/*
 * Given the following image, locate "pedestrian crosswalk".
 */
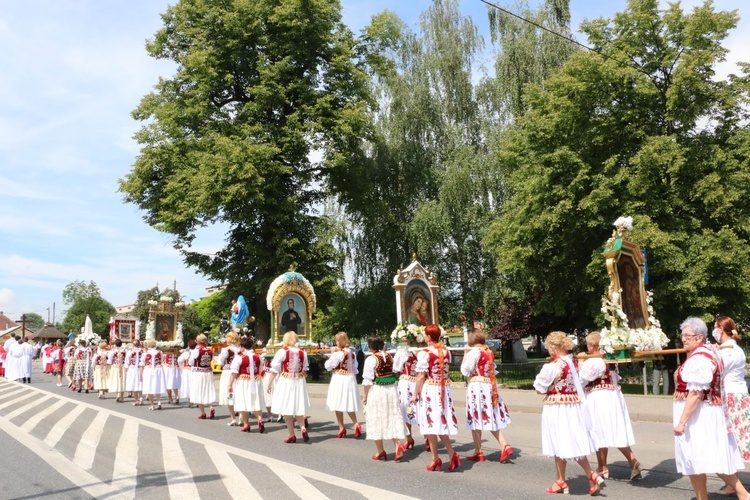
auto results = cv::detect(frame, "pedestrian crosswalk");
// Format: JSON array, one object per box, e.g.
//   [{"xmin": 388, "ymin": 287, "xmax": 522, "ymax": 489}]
[{"xmin": 0, "ymin": 379, "xmax": 415, "ymax": 499}]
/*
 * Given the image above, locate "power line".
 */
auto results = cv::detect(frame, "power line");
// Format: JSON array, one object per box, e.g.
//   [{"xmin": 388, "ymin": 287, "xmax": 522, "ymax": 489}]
[{"xmin": 478, "ymin": 0, "xmax": 650, "ymax": 78}]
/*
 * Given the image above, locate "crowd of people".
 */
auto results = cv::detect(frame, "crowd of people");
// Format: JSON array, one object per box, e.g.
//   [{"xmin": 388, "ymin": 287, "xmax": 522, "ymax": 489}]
[{"xmin": 2, "ymin": 316, "xmax": 750, "ymax": 498}]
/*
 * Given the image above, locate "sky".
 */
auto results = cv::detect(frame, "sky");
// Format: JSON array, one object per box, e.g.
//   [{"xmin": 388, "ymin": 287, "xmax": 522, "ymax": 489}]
[{"xmin": 0, "ymin": 0, "xmax": 747, "ymax": 324}]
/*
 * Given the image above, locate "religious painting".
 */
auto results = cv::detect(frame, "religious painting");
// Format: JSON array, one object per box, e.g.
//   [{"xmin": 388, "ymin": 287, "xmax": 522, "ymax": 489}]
[
  {"xmin": 404, "ymin": 279, "xmax": 432, "ymax": 327},
  {"xmin": 118, "ymin": 322, "xmax": 135, "ymax": 342},
  {"xmin": 617, "ymin": 255, "xmax": 647, "ymax": 329},
  {"xmin": 155, "ymin": 314, "xmax": 176, "ymax": 342},
  {"xmin": 278, "ymin": 294, "xmax": 305, "ymax": 335}
]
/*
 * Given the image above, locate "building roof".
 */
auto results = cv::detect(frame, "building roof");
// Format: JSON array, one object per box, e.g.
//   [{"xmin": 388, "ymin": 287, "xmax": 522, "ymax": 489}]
[
  {"xmin": 0, "ymin": 312, "xmax": 19, "ymax": 331},
  {"xmin": 27, "ymin": 323, "xmax": 67, "ymax": 340}
]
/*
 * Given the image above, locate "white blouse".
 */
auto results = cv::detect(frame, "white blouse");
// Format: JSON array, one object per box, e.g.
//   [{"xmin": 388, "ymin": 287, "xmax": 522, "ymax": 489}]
[
  {"xmin": 392, "ymin": 346, "xmax": 414, "ymax": 372},
  {"xmin": 719, "ymin": 340, "xmax": 748, "ymax": 394},
  {"xmin": 533, "ymin": 361, "xmax": 562, "ymax": 394},
  {"xmin": 460, "ymin": 347, "xmax": 492, "ymax": 378},
  {"xmin": 269, "ymin": 347, "xmax": 309, "ymax": 374},
  {"xmin": 681, "ymin": 347, "xmax": 716, "ymax": 392},
  {"xmin": 415, "ymin": 346, "xmax": 451, "ymax": 373},
  {"xmin": 324, "ymin": 347, "xmax": 358, "ymax": 374},
  {"xmin": 361, "ymin": 354, "xmax": 379, "ymax": 387}
]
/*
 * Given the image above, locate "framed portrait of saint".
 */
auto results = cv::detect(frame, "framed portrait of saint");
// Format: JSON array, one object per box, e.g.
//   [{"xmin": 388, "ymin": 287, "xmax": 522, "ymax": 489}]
[
  {"xmin": 404, "ymin": 280, "xmax": 432, "ymax": 327},
  {"xmin": 616, "ymin": 255, "xmax": 647, "ymax": 329},
  {"xmin": 118, "ymin": 322, "xmax": 134, "ymax": 342},
  {"xmin": 278, "ymin": 294, "xmax": 305, "ymax": 335},
  {"xmin": 155, "ymin": 314, "xmax": 176, "ymax": 342}
]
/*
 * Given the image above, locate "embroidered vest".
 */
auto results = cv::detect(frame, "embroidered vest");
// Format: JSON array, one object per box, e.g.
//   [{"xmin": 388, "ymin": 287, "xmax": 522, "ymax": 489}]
[
  {"xmin": 584, "ymin": 362, "xmax": 615, "ymax": 392},
  {"xmin": 674, "ymin": 347, "xmax": 722, "ymax": 405},
  {"xmin": 282, "ymin": 347, "xmax": 304, "ymax": 375},
  {"xmin": 222, "ymin": 347, "xmax": 236, "ymax": 370},
  {"xmin": 543, "ymin": 357, "xmax": 580, "ymax": 405},
  {"xmin": 197, "ymin": 347, "xmax": 212, "ymax": 369}
]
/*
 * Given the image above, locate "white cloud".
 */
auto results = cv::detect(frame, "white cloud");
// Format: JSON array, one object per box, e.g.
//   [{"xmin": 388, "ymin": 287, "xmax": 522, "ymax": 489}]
[{"xmin": 0, "ymin": 288, "xmax": 15, "ymax": 306}]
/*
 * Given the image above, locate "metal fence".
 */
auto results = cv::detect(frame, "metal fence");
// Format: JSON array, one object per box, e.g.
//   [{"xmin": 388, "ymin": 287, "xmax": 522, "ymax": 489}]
[{"xmin": 449, "ymin": 361, "xmax": 546, "ymax": 387}]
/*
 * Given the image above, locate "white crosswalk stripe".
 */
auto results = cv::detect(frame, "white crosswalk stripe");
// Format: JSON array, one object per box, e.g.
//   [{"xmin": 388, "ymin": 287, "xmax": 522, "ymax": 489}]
[{"xmin": 0, "ymin": 378, "xmax": 417, "ymax": 499}]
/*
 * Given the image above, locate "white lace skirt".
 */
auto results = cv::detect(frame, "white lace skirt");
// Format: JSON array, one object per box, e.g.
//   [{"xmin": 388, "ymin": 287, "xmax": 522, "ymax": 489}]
[
  {"xmin": 365, "ymin": 384, "xmax": 406, "ymax": 440},
  {"xmin": 585, "ymin": 389, "xmax": 635, "ymax": 448},
  {"xmin": 540, "ymin": 402, "xmax": 596, "ymax": 460},
  {"xmin": 218, "ymin": 370, "xmax": 234, "ymax": 405},
  {"xmin": 465, "ymin": 381, "xmax": 511, "ymax": 431},
  {"xmin": 93, "ymin": 365, "xmax": 109, "ymax": 390},
  {"xmin": 234, "ymin": 378, "xmax": 265, "ymax": 412},
  {"xmin": 397, "ymin": 378, "xmax": 418, "ymax": 426},
  {"xmin": 673, "ymin": 400, "xmax": 744, "ymax": 475},
  {"xmin": 142, "ymin": 366, "xmax": 166, "ymax": 396},
  {"xmin": 417, "ymin": 383, "xmax": 458, "ymax": 436},
  {"xmin": 190, "ymin": 371, "xmax": 216, "ymax": 405},
  {"xmin": 107, "ymin": 365, "xmax": 126, "ymax": 393},
  {"xmin": 180, "ymin": 367, "xmax": 191, "ymax": 399},
  {"xmin": 164, "ymin": 366, "xmax": 181, "ymax": 391},
  {"xmin": 125, "ymin": 365, "xmax": 142, "ymax": 392},
  {"xmin": 326, "ymin": 373, "xmax": 362, "ymax": 413},
  {"xmin": 271, "ymin": 376, "xmax": 310, "ymax": 416}
]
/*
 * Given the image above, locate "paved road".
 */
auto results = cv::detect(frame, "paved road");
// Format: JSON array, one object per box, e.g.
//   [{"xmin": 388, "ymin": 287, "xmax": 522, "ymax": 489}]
[{"xmin": 0, "ymin": 369, "xmax": 745, "ymax": 499}]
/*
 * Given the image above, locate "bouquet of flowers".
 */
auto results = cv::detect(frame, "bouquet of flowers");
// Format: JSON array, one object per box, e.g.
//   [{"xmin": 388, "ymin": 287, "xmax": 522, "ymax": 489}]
[
  {"xmin": 390, "ymin": 323, "xmax": 426, "ymax": 345},
  {"xmin": 599, "ymin": 289, "xmax": 668, "ymax": 353}
]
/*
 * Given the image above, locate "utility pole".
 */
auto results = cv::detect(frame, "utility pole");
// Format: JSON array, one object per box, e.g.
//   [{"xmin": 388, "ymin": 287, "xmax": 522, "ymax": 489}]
[
  {"xmin": 21, "ymin": 314, "xmax": 26, "ymax": 340},
  {"xmin": 47, "ymin": 307, "xmax": 50, "ymax": 324}
]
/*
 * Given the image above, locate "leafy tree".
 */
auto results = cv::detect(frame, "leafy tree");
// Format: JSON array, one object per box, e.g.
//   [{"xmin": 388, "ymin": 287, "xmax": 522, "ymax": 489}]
[
  {"xmin": 61, "ymin": 280, "xmax": 116, "ymax": 337},
  {"xmin": 21, "ymin": 312, "xmax": 45, "ymax": 329},
  {"xmin": 484, "ymin": 0, "xmax": 750, "ymax": 335},
  {"xmin": 188, "ymin": 290, "xmax": 229, "ymax": 335},
  {"xmin": 119, "ymin": 0, "xmax": 371, "ymax": 321}
]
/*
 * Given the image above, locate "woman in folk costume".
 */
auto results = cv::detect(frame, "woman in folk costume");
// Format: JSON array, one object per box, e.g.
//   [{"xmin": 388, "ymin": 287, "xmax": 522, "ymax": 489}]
[
  {"xmin": 266, "ymin": 331, "xmax": 311, "ymax": 443},
  {"xmin": 163, "ymin": 346, "xmax": 182, "ymax": 405},
  {"xmin": 126, "ymin": 339, "xmax": 144, "ymax": 405},
  {"xmin": 218, "ymin": 332, "xmax": 242, "ymax": 426},
  {"xmin": 228, "ymin": 337, "xmax": 266, "ymax": 433},
  {"xmin": 673, "ymin": 318, "xmax": 748, "ymax": 500},
  {"xmin": 261, "ymin": 347, "xmax": 277, "ymax": 422},
  {"xmin": 362, "ymin": 335, "xmax": 406, "ymax": 461},
  {"xmin": 324, "ymin": 331, "xmax": 363, "ymax": 438},
  {"xmin": 92, "ymin": 341, "xmax": 110, "ymax": 399},
  {"xmin": 393, "ymin": 339, "xmax": 420, "ymax": 451},
  {"xmin": 140, "ymin": 338, "xmax": 166, "ymax": 410},
  {"xmin": 64, "ymin": 341, "xmax": 77, "ymax": 389},
  {"xmin": 714, "ymin": 316, "xmax": 750, "ymax": 496},
  {"xmin": 52, "ymin": 340, "xmax": 65, "ymax": 387},
  {"xmin": 73, "ymin": 339, "xmax": 93, "ymax": 394},
  {"xmin": 579, "ymin": 331, "xmax": 641, "ymax": 481},
  {"xmin": 410, "ymin": 324, "xmax": 460, "ymax": 472},
  {"xmin": 460, "ymin": 330, "xmax": 513, "ymax": 463},
  {"xmin": 107, "ymin": 339, "xmax": 127, "ymax": 403},
  {"xmin": 189, "ymin": 334, "xmax": 216, "ymax": 419},
  {"xmin": 43, "ymin": 341, "xmax": 54, "ymax": 374},
  {"xmin": 178, "ymin": 340, "xmax": 196, "ymax": 408},
  {"xmin": 533, "ymin": 331, "xmax": 602, "ymax": 496}
]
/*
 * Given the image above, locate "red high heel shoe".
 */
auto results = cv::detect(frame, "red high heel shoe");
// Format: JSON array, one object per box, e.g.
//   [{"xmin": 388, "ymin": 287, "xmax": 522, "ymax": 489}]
[
  {"xmin": 588, "ymin": 471, "xmax": 602, "ymax": 496},
  {"xmin": 284, "ymin": 435, "xmax": 297, "ymax": 443},
  {"xmin": 301, "ymin": 428, "xmax": 309, "ymax": 442},
  {"xmin": 354, "ymin": 423, "xmax": 362, "ymax": 438},
  {"xmin": 426, "ymin": 458, "xmax": 442, "ymax": 471},
  {"xmin": 546, "ymin": 480, "xmax": 568, "ymax": 494},
  {"xmin": 337, "ymin": 428, "xmax": 347, "ymax": 438},
  {"xmin": 500, "ymin": 444, "xmax": 513, "ymax": 463},
  {"xmin": 240, "ymin": 424, "xmax": 250, "ymax": 432},
  {"xmin": 198, "ymin": 414, "xmax": 207, "ymax": 420},
  {"xmin": 405, "ymin": 436, "xmax": 415, "ymax": 449},
  {"xmin": 395, "ymin": 443, "xmax": 406, "ymax": 462},
  {"xmin": 372, "ymin": 451, "xmax": 387, "ymax": 461},
  {"xmin": 209, "ymin": 407, "xmax": 215, "ymax": 419},
  {"xmin": 466, "ymin": 451, "xmax": 486, "ymax": 462},
  {"xmin": 448, "ymin": 452, "xmax": 461, "ymax": 471},
  {"xmin": 258, "ymin": 421, "xmax": 265, "ymax": 434}
]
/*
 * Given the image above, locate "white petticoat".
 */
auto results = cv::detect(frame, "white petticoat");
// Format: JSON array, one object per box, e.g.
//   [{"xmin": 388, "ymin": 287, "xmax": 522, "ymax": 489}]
[
  {"xmin": 673, "ymin": 400, "xmax": 744, "ymax": 475},
  {"xmin": 365, "ymin": 383, "xmax": 406, "ymax": 440},
  {"xmin": 164, "ymin": 366, "xmax": 181, "ymax": 391},
  {"xmin": 585, "ymin": 389, "xmax": 635, "ymax": 448},
  {"xmin": 218, "ymin": 370, "xmax": 234, "ymax": 405},
  {"xmin": 125, "ymin": 365, "xmax": 142, "ymax": 392},
  {"xmin": 326, "ymin": 373, "xmax": 363, "ymax": 413},
  {"xmin": 397, "ymin": 378, "xmax": 419, "ymax": 426},
  {"xmin": 180, "ymin": 367, "xmax": 191, "ymax": 399},
  {"xmin": 142, "ymin": 366, "xmax": 166, "ymax": 396},
  {"xmin": 93, "ymin": 365, "xmax": 109, "ymax": 391},
  {"xmin": 190, "ymin": 371, "xmax": 216, "ymax": 405},
  {"xmin": 271, "ymin": 377, "xmax": 310, "ymax": 416},
  {"xmin": 233, "ymin": 378, "xmax": 266, "ymax": 412},
  {"xmin": 540, "ymin": 402, "xmax": 596, "ymax": 460},
  {"xmin": 417, "ymin": 383, "xmax": 458, "ymax": 436},
  {"xmin": 107, "ymin": 365, "xmax": 126, "ymax": 393},
  {"xmin": 465, "ymin": 381, "xmax": 511, "ymax": 431}
]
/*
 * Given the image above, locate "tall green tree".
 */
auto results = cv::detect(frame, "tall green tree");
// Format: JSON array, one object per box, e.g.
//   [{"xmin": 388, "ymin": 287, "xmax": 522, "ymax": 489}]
[
  {"xmin": 119, "ymin": 0, "xmax": 371, "ymax": 320},
  {"xmin": 485, "ymin": 0, "xmax": 750, "ymax": 335},
  {"xmin": 61, "ymin": 280, "xmax": 116, "ymax": 336},
  {"xmin": 21, "ymin": 312, "xmax": 45, "ymax": 329}
]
